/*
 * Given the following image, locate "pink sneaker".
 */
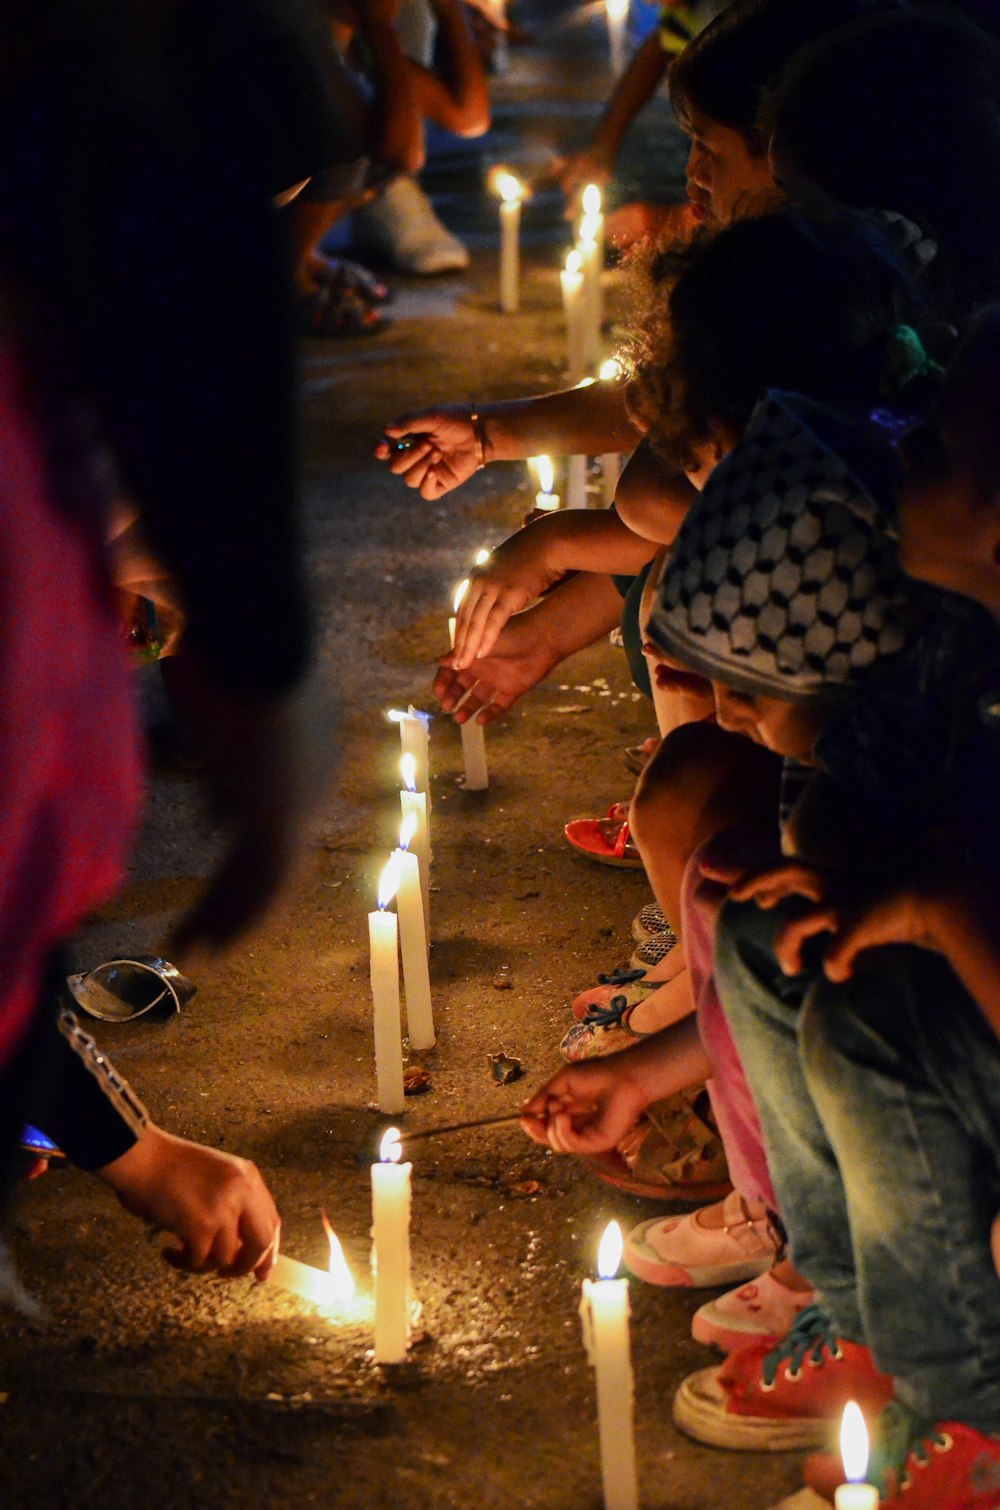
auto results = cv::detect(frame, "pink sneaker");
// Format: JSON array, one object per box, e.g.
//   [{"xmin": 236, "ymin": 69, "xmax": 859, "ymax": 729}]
[
  {"xmin": 623, "ymin": 1190, "xmax": 780, "ymax": 1287},
  {"xmin": 692, "ymin": 1268, "xmax": 817, "ymax": 1352}
]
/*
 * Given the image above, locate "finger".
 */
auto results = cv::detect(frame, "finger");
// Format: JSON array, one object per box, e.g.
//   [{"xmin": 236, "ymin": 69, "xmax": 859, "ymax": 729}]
[
  {"xmin": 474, "ymin": 594, "xmax": 524, "ymax": 663},
  {"xmin": 208, "ymin": 1222, "xmax": 242, "ymax": 1276},
  {"xmin": 732, "ymin": 866, "xmax": 825, "ymax": 906},
  {"xmin": 519, "ymin": 1112, "xmax": 552, "ymax": 1147},
  {"xmin": 455, "ymin": 585, "xmax": 501, "ymax": 667},
  {"xmin": 824, "ymin": 918, "xmax": 886, "ymax": 983},
  {"xmin": 453, "ymin": 580, "xmax": 492, "ymax": 665},
  {"xmin": 774, "ymin": 907, "xmax": 839, "ymax": 977},
  {"xmin": 382, "ymin": 414, "xmax": 428, "ymax": 440}
]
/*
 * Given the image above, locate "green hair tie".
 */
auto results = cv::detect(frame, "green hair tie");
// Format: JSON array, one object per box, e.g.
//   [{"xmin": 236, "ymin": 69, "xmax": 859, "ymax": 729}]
[{"xmin": 882, "ymin": 324, "xmax": 945, "ymax": 393}]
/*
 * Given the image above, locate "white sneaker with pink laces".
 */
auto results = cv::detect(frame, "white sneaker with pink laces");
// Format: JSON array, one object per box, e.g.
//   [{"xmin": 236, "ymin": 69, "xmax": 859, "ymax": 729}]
[
  {"xmin": 623, "ymin": 1190, "xmax": 780, "ymax": 1287},
  {"xmin": 691, "ymin": 1268, "xmax": 817, "ymax": 1353}
]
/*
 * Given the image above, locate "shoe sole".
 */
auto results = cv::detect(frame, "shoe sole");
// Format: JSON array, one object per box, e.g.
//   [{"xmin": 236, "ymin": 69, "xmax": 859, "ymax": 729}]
[
  {"xmin": 672, "ymin": 1367, "xmax": 832, "ymax": 1452},
  {"xmin": 624, "ymin": 1247, "xmax": 771, "ymax": 1289}
]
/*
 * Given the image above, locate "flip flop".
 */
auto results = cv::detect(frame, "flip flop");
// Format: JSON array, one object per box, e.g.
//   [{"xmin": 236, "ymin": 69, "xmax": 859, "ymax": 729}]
[{"xmin": 564, "ymin": 803, "xmax": 643, "ymax": 869}]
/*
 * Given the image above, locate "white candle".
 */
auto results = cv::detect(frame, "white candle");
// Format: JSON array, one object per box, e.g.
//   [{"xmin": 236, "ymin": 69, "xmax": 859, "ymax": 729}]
[
  {"xmin": 450, "ymin": 581, "xmax": 490, "ymax": 790},
  {"xmin": 496, "ymin": 172, "xmax": 524, "ymax": 314},
  {"xmin": 579, "ymin": 1222, "xmax": 639, "ymax": 1510},
  {"xmin": 371, "ymin": 1127, "xmax": 412, "ymax": 1363},
  {"xmin": 269, "ymin": 1222, "xmax": 356, "ymax": 1313},
  {"xmin": 400, "ymin": 756, "xmax": 430, "ymax": 927},
  {"xmin": 394, "ymin": 819, "xmax": 434, "ymax": 1050},
  {"xmin": 529, "ymin": 456, "xmax": 560, "ymax": 511},
  {"xmin": 535, "ymin": 489, "xmax": 561, "ymax": 512},
  {"xmin": 370, "ymin": 857, "xmax": 405, "ymax": 1114},
  {"xmin": 491, "ymin": 0, "xmax": 509, "ymax": 73},
  {"xmin": 835, "ymin": 1403, "xmax": 879, "ymax": 1509},
  {"xmin": 567, "ymin": 453, "xmax": 588, "ymax": 510},
  {"xmin": 579, "ymin": 216, "xmax": 604, "ymax": 369},
  {"xmin": 607, "ymin": 0, "xmax": 628, "ymax": 75},
  {"xmin": 561, "ymin": 249, "xmax": 587, "ymax": 384},
  {"xmin": 389, "ymin": 707, "xmax": 431, "ymax": 813},
  {"xmin": 581, "ymin": 185, "xmax": 606, "ymax": 271}
]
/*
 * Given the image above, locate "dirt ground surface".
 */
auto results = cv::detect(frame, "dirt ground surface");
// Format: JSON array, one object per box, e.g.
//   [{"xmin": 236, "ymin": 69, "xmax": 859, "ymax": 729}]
[{"xmin": 1, "ymin": 7, "xmax": 813, "ymax": 1507}]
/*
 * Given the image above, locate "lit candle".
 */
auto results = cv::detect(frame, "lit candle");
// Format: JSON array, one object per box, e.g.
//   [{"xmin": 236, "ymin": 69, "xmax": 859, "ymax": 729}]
[
  {"xmin": 269, "ymin": 1216, "xmax": 356, "ymax": 1313},
  {"xmin": 388, "ymin": 707, "xmax": 431, "ymax": 812},
  {"xmin": 579, "ymin": 214, "xmax": 604, "ymax": 368},
  {"xmin": 530, "ymin": 454, "xmax": 560, "ymax": 512},
  {"xmin": 561, "ymin": 249, "xmax": 587, "ymax": 384},
  {"xmin": 371, "ymin": 1127, "xmax": 412, "ymax": 1363},
  {"xmin": 495, "ymin": 171, "xmax": 524, "ymax": 314},
  {"xmin": 581, "ymin": 185, "xmax": 606, "ymax": 270},
  {"xmin": 394, "ymin": 813, "xmax": 435, "ymax": 1050},
  {"xmin": 400, "ymin": 753, "xmax": 430, "ymax": 926},
  {"xmin": 449, "ymin": 581, "xmax": 489, "ymax": 791},
  {"xmin": 835, "ymin": 1403, "xmax": 879, "ymax": 1509},
  {"xmin": 369, "ymin": 856, "xmax": 405, "ymax": 1114},
  {"xmin": 579, "ymin": 1222, "xmax": 639, "ymax": 1510},
  {"xmin": 607, "ymin": 0, "xmax": 629, "ymax": 76}
]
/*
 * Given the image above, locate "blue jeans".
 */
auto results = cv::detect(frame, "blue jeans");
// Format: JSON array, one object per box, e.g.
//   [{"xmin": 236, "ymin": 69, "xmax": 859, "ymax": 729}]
[{"xmin": 715, "ymin": 897, "xmax": 1000, "ymax": 1431}]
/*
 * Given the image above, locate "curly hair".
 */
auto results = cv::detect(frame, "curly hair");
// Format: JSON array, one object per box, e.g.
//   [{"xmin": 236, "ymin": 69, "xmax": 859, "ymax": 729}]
[{"xmin": 627, "ymin": 208, "xmax": 934, "ymax": 472}]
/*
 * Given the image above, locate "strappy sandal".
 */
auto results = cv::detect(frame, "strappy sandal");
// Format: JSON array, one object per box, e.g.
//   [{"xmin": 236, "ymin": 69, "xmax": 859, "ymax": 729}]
[
  {"xmin": 584, "ymin": 1089, "xmax": 732, "ymax": 1202},
  {"xmin": 570, "ymin": 966, "xmax": 654, "ymax": 1022},
  {"xmin": 297, "ymin": 281, "xmax": 385, "ymax": 337},
  {"xmin": 560, "ymin": 973, "xmax": 660, "ymax": 1062},
  {"xmin": 313, "ymin": 255, "xmax": 392, "ymax": 305},
  {"xmin": 564, "ymin": 802, "xmax": 644, "ymax": 869}
]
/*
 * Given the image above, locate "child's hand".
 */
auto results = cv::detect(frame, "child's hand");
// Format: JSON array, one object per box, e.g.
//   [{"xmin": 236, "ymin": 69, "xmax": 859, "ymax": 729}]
[
  {"xmin": 822, "ymin": 888, "xmax": 943, "ymax": 983},
  {"xmin": 97, "ymin": 1124, "xmax": 280, "ymax": 1280},
  {"xmin": 452, "ymin": 531, "xmax": 563, "ymax": 667},
  {"xmin": 520, "ymin": 1061, "xmax": 649, "ymax": 1155},
  {"xmin": 375, "ymin": 407, "xmax": 481, "ymax": 498},
  {"xmin": 434, "ymin": 614, "xmax": 560, "ymax": 725}
]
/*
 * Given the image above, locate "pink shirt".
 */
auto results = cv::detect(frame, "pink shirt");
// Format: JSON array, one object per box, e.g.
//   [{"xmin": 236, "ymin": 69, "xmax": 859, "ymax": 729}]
[{"xmin": 0, "ymin": 343, "xmax": 141, "ymax": 1069}]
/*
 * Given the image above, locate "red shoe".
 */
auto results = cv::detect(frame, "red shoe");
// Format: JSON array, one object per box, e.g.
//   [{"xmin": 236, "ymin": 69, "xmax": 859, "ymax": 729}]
[
  {"xmin": 672, "ymin": 1305, "xmax": 895, "ymax": 1451},
  {"xmin": 804, "ymin": 1400, "xmax": 1000, "ymax": 1507}
]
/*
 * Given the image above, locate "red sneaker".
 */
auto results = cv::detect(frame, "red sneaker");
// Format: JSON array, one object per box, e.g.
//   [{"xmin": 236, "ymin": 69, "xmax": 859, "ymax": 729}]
[
  {"xmin": 672, "ymin": 1305, "xmax": 895, "ymax": 1451},
  {"xmin": 804, "ymin": 1401, "xmax": 1000, "ymax": 1507}
]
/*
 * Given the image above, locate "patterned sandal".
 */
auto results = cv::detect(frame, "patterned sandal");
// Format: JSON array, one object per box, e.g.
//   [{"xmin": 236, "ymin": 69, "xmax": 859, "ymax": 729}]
[
  {"xmin": 560, "ymin": 974, "xmax": 660, "ymax": 1062},
  {"xmin": 571, "ymin": 966, "xmax": 653, "ymax": 1022},
  {"xmin": 584, "ymin": 1089, "xmax": 732, "ymax": 1202}
]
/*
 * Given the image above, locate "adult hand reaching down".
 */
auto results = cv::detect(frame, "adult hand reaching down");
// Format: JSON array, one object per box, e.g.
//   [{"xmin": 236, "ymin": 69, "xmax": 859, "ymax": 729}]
[
  {"xmin": 98, "ymin": 1124, "xmax": 280, "ymax": 1280},
  {"xmin": 376, "ymin": 406, "xmax": 483, "ymax": 499}
]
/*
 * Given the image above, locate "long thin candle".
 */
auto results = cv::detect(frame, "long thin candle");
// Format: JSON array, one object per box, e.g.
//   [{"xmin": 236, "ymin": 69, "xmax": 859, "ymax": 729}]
[
  {"xmin": 394, "ymin": 832, "xmax": 434, "ymax": 1049},
  {"xmin": 371, "ymin": 1128, "xmax": 412, "ymax": 1363},
  {"xmin": 370, "ymin": 858, "xmax": 405, "ymax": 1114},
  {"xmin": 450, "ymin": 584, "xmax": 489, "ymax": 790},
  {"xmin": 580, "ymin": 1223, "xmax": 639, "ymax": 1510},
  {"xmin": 400, "ymin": 754, "xmax": 430, "ymax": 929}
]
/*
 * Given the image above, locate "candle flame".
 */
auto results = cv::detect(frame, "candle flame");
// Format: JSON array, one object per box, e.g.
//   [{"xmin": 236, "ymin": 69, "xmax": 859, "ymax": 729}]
[
  {"xmin": 597, "ymin": 1220, "xmax": 623, "ymax": 1279},
  {"xmin": 565, "ymin": 248, "xmax": 583, "ymax": 276},
  {"xmin": 380, "ymin": 1127, "xmax": 403, "ymax": 1163},
  {"xmin": 453, "ymin": 578, "xmax": 470, "ymax": 614},
  {"xmin": 531, "ymin": 455, "xmax": 554, "ymax": 495},
  {"xmin": 607, "ymin": 0, "xmax": 628, "ymax": 20},
  {"xmin": 474, "ymin": 548, "xmax": 491, "ymax": 566},
  {"xmin": 840, "ymin": 1401, "xmax": 869, "ymax": 1484},
  {"xmin": 399, "ymin": 811, "xmax": 417, "ymax": 851},
  {"xmin": 599, "ymin": 356, "xmax": 624, "ymax": 382},
  {"xmin": 387, "ymin": 708, "xmax": 407, "ymax": 723},
  {"xmin": 497, "ymin": 172, "xmax": 524, "ymax": 204},
  {"xmin": 322, "ymin": 1211, "xmax": 356, "ymax": 1302},
  {"xmin": 377, "ymin": 853, "xmax": 403, "ymax": 910},
  {"xmin": 582, "ymin": 184, "xmax": 602, "ymax": 217},
  {"xmin": 401, "ymin": 752, "xmax": 417, "ymax": 791}
]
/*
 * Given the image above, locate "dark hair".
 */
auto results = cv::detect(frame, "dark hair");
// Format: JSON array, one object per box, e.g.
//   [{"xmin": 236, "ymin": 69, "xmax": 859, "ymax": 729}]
[
  {"xmin": 766, "ymin": 9, "xmax": 1000, "ymax": 311},
  {"xmin": 668, "ymin": 0, "xmax": 897, "ymax": 148},
  {"xmin": 629, "ymin": 208, "xmax": 931, "ymax": 470}
]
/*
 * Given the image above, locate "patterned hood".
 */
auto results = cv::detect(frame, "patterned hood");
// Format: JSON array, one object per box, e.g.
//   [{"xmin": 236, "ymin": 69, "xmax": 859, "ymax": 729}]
[{"xmin": 648, "ymin": 392, "xmax": 922, "ymax": 704}]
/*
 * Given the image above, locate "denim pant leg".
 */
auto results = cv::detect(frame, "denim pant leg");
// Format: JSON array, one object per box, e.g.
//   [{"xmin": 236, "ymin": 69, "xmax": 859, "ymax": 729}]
[
  {"xmin": 802, "ymin": 947, "xmax": 1000, "ymax": 1431},
  {"xmin": 714, "ymin": 898, "xmax": 861, "ymax": 1337}
]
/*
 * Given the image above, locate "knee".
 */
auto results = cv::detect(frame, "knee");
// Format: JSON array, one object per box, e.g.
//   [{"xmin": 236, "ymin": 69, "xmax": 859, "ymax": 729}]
[{"xmin": 629, "ymin": 722, "xmax": 723, "ymax": 851}]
